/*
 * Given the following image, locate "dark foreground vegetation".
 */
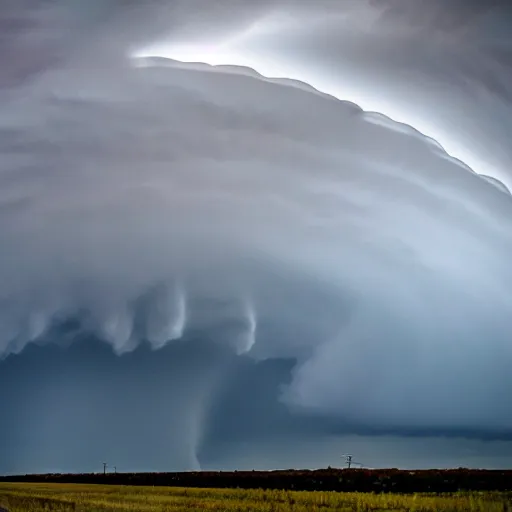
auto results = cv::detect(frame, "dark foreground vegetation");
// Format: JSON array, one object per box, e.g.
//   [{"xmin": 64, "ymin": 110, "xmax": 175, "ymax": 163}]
[{"xmin": 1, "ymin": 468, "xmax": 511, "ymax": 494}]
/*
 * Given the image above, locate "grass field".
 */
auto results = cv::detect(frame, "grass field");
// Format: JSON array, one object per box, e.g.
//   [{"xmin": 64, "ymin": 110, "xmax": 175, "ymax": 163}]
[{"xmin": 0, "ymin": 482, "xmax": 510, "ymax": 512}]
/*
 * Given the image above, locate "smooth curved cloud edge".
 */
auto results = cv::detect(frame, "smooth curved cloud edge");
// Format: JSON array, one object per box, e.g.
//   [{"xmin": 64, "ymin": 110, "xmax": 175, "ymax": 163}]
[{"xmin": 134, "ymin": 55, "xmax": 510, "ymax": 196}]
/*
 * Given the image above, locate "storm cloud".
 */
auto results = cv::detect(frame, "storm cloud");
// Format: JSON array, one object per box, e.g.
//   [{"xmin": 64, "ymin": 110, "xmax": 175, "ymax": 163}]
[{"xmin": 1, "ymin": 0, "xmax": 512, "ymax": 473}]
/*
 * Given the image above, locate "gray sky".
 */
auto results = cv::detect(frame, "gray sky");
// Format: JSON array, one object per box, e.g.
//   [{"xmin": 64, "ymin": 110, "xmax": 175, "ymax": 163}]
[{"xmin": 1, "ymin": 0, "xmax": 512, "ymax": 473}]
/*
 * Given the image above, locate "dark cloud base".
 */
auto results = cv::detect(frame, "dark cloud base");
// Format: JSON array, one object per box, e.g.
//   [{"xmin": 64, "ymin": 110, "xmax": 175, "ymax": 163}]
[{"xmin": 2, "ymin": 336, "xmax": 512, "ymax": 474}]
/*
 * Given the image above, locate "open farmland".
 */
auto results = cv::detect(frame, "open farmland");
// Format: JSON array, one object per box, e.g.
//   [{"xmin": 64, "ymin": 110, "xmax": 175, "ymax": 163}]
[{"xmin": 0, "ymin": 482, "xmax": 511, "ymax": 512}]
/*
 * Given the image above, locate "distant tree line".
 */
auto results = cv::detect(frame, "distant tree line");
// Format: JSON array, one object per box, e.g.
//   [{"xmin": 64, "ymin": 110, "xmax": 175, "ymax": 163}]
[{"xmin": 1, "ymin": 468, "xmax": 511, "ymax": 493}]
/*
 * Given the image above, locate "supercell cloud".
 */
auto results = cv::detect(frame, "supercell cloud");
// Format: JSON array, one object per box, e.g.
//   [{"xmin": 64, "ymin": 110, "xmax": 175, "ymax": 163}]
[{"xmin": 1, "ymin": 0, "xmax": 512, "ymax": 472}]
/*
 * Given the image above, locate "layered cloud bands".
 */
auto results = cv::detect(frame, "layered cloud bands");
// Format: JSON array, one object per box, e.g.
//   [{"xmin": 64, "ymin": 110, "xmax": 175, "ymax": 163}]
[{"xmin": 1, "ymin": 1, "xmax": 512, "ymax": 441}]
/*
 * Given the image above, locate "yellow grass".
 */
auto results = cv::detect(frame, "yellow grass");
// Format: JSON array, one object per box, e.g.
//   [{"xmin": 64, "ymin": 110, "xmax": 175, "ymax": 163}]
[{"xmin": 0, "ymin": 482, "xmax": 510, "ymax": 511}]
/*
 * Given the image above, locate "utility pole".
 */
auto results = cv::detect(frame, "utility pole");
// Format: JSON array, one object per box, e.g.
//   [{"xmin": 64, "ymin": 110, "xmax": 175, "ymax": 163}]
[
  {"xmin": 103, "ymin": 462, "xmax": 107, "ymax": 475},
  {"xmin": 342, "ymin": 454, "xmax": 364, "ymax": 469}
]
